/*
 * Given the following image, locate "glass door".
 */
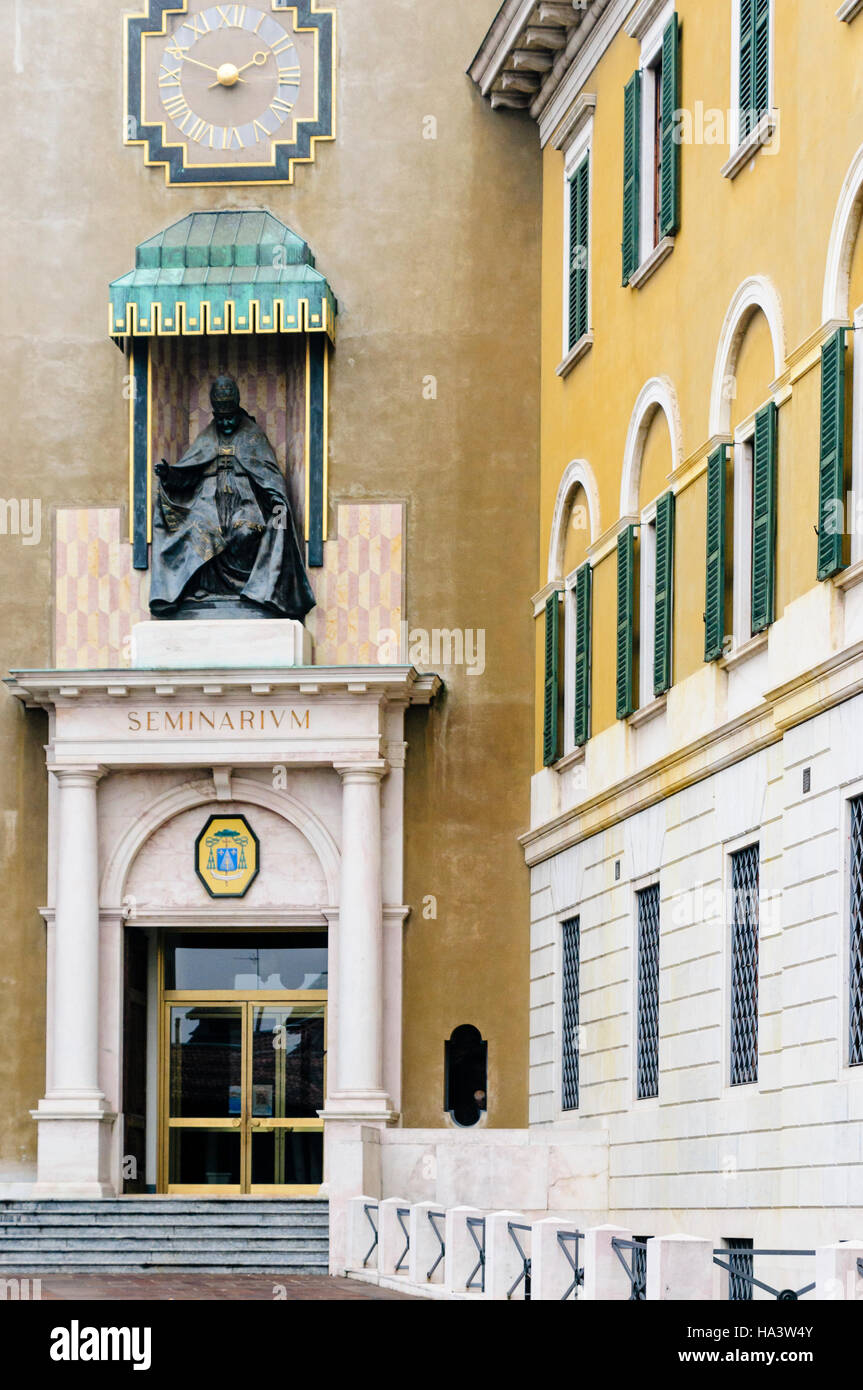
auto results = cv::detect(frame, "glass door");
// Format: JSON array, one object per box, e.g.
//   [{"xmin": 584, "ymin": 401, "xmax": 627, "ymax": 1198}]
[
  {"xmin": 166, "ymin": 1003, "xmax": 245, "ymax": 1193},
  {"xmin": 159, "ymin": 932, "xmax": 327, "ymax": 1194},
  {"xmin": 248, "ymin": 1004, "xmax": 325, "ymax": 1193}
]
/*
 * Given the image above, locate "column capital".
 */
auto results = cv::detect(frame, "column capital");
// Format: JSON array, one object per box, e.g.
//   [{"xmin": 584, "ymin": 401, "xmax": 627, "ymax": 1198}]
[
  {"xmin": 48, "ymin": 764, "xmax": 107, "ymax": 787},
  {"xmin": 334, "ymin": 760, "xmax": 387, "ymax": 784}
]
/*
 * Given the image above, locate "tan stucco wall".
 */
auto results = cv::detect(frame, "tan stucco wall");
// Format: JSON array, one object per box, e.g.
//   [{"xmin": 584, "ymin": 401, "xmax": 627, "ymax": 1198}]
[{"xmin": 0, "ymin": 0, "xmax": 541, "ymax": 1169}]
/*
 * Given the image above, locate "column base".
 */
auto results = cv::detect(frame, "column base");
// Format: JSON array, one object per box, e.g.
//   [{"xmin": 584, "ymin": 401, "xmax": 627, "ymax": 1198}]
[
  {"xmin": 31, "ymin": 1095, "xmax": 117, "ymax": 1196},
  {"xmin": 321, "ymin": 1092, "xmax": 398, "ymax": 1125}
]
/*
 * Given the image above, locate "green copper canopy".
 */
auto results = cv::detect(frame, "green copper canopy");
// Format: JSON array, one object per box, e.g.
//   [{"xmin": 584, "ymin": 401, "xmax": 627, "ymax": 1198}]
[{"xmin": 110, "ymin": 211, "xmax": 337, "ymax": 339}]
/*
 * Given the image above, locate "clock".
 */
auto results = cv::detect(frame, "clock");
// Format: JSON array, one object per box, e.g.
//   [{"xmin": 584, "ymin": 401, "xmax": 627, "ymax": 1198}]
[{"xmin": 125, "ymin": 1, "xmax": 336, "ymax": 185}]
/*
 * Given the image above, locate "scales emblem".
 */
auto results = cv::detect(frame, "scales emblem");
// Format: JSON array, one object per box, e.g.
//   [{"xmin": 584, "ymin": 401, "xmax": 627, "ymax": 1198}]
[{"xmin": 195, "ymin": 814, "xmax": 260, "ymax": 898}]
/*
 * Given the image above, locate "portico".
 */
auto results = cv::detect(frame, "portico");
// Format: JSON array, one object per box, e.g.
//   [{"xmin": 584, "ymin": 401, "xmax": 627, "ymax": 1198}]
[{"xmin": 6, "ymin": 660, "xmax": 438, "ymax": 1197}]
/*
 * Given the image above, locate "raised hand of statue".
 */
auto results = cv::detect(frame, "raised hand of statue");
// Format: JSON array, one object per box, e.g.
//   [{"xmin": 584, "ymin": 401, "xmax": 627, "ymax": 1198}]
[{"xmin": 154, "ymin": 459, "xmax": 170, "ymax": 480}]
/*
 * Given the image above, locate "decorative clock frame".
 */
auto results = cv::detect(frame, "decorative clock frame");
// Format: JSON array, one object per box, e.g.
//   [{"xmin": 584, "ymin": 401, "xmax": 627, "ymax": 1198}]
[{"xmin": 124, "ymin": 0, "xmax": 336, "ymax": 186}]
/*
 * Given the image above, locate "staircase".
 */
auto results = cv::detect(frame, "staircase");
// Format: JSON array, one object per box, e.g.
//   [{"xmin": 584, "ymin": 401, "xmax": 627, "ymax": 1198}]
[{"xmin": 0, "ymin": 1199, "xmax": 329, "ymax": 1275}]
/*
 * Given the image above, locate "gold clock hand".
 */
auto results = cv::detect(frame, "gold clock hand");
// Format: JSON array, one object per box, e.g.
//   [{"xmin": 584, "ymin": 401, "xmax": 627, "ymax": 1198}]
[
  {"xmin": 178, "ymin": 53, "xmax": 221, "ymax": 74},
  {"xmin": 235, "ymin": 50, "xmax": 270, "ymax": 74}
]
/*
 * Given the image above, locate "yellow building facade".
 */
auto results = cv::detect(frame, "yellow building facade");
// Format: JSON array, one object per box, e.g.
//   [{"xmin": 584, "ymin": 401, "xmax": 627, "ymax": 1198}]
[{"xmin": 472, "ymin": 0, "xmax": 863, "ymax": 1256}]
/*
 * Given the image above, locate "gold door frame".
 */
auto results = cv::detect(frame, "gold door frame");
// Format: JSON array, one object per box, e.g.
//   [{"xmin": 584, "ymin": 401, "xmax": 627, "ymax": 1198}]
[{"xmin": 157, "ymin": 934, "xmax": 326, "ymax": 1195}]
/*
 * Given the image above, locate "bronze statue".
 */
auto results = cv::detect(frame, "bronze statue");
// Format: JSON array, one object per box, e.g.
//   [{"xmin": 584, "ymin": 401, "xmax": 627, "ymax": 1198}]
[{"xmin": 149, "ymin": 375, "xmax": 315, "ymax": 621}]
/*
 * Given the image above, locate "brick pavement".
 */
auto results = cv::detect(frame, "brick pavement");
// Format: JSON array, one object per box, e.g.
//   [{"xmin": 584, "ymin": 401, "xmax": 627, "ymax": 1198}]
[{"xmin": 27, "ymin": 1274, "xmax": 422, "ymax": 1301}]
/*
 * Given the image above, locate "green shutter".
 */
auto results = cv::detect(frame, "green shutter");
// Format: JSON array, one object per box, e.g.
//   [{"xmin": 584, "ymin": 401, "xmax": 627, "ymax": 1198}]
[
  {"xmin": 574, "ymin": 562, "xmax": 592, "ymax": 746},
  {"xmin": 543, "ymin": 592, "xmax": 560, "ymax": 766},
  {"xmin": 739, "ymin": 0, "xmax": 754, "ymax": 137},
  {"xmin": 568, "ymin": 156, "xmax": 590, "ymax": 349},
  {"xmin": 817, "ymin": 329, "xmax": 847, "ymax": 581},
  {"xmin": 753, "ymin": 0, "xmax": 770, "ymax": 122},
  {"xmin": 654, "ymin": 491, "xmax": 675, "ymax": 697},
  {"xmin": 704, "ymin": 444, "xmax": 728, "ymax": 662},
  {"xmin": 622, "ymin": 70, "xmax": 641, "ymax": 285},
  {"xmin": 751, "ymin": 400, "xmax": 778, "ymax": 634},
  {"xmin": 740, "ymin": 0, "xmax": 769, "ymax": 140},
  {"xmin": 616, "ymin": 526, "xmax": 636, "ymax": 719},
  {"xmin": 659, "ymin": 13, "xmax": 681, "ymax": 239}
]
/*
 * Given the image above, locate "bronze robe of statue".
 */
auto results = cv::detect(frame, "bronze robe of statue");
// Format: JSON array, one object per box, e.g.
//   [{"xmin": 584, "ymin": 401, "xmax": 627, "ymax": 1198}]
[{"xmin": 148, "ymin": 409, "xmax": 315, "ymax": 620}]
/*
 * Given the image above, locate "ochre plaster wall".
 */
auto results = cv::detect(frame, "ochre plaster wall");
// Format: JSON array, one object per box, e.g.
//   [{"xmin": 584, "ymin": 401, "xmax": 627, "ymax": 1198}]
[{"xmin": 0, "ymin": 0, "xmax": 541, "ymax": 1167}]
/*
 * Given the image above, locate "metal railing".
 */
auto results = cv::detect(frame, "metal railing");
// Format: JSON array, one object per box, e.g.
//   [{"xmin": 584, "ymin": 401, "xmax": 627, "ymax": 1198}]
[
  {"xmin": 427, "ymin": 1209, "xmax": 446, "ymax": 1280},
  {"xmin": 466, "ymin": 1216, "xmax": 486, "ymax": 1293},
  {"xmin": 612, "ymin": 1237, "xmax": 648, "ymax": 1300},
  {"xmin": 395, "ymin": 1207, "xmax": 410, "ymax": 1273},
  {"xmin": 507, "ymin": 1221, "xmax": 532, "ymax": 1300},
  {"xmin": 713, "ymin": 1249, "xmax": 816, "ymax": 1300},
  {"xmin": 557, "ymin": 1229, "xmax": 585, "ymax": 1301},
  {"xmin": 362, "ymin": 1202, "xmax": 379, "ymax": 1268}
]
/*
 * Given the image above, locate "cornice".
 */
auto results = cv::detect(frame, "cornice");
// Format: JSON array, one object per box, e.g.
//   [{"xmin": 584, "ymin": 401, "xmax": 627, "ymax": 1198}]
[
  {"xmin": 469, "ymin": 0, "xmax": 625, "ymax": 148},
  {"xmin": 5, "ymin": 666, "xmax": 441, "ymax": 709}
]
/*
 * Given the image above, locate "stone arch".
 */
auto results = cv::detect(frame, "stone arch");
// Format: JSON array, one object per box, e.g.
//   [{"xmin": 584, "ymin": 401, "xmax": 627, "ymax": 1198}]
[
  {"xmin": 547, "ymin": 459, "xmax": 601, "ymax": 583},
  {"xmin": 709, "ymin": 276, "xmax": 785, "ymax": 437},
  {"xmin": 619, "ymin": 377, "xmax": 683, "ymax": 519},
  {"xmin": 100, "ymin": 775, "xmax": 341, "ymax": 908},
  {"xmin": 823, "ymin": 140, "xmax": 863, "ymax": 323}
]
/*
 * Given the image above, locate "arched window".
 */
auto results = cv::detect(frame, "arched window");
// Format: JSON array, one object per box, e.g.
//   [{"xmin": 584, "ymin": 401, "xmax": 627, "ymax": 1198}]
[{"xmin": 444, "ymin": 1025, "xmax": 487, "ymax": 1127}]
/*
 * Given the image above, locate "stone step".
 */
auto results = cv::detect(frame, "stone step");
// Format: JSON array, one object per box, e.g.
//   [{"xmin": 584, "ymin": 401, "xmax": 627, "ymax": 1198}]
[
  {"xmin": 0, "ymin": 1264, "xmax": 327, "ymax": 1276},
  {"xmin": 0, "ymin": 1249, "xmax": 329, "ymax": 1269},
  {"xmin": 0, "ymin": 1215, "xmax": 328, "ymax": 1231},
  {"xmin": 0, "ymin": 1237, "xmax": 327, "ymax": 1254},
  {"xmin": 0, "ymin": 1201, "xmax": 327, "ymax": 1215}
]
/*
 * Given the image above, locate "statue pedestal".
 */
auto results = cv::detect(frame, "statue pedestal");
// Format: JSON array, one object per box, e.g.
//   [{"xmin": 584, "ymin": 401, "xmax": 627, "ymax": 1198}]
[{"xmin": 131, "ymin": 618, "xmax": 313, "ymax": 670}]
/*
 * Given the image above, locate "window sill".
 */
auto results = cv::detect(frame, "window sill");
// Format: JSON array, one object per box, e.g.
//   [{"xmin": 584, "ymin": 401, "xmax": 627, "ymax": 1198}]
[
  {"xmin": 719, "ymin": 630, "xmax": 768, "ymax": 671},
  {"xmin": 553, "ymin": 746, "xmax": 587, "ymax": 773},
  {"xmin": 628, "ymin": 236, "xmax": 675, "ymax": 290},
  {"xmin": 834, "ymin": 557, "xmax": 863, "ymax": 592},
  {"xmin": 628, "ymin": 693, "xmax": 667, "ymax": 728},
  {"xmin": 556, "ymin": 331, "xmax": 594, "ymax": 379},
  {"xmin": 721, "ymin": 111, "xmax": 779, "ymax": 180}
]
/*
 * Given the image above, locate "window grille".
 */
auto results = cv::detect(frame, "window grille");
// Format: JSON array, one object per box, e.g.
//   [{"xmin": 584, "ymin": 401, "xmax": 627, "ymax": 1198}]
[
  {"xmin": 730, "ymin": 844, "xmax": 759, "ymax": 1086},
  {"xmin": 850, "ymin": 797, "xmax": 863, "ymax": 1066},
  {"xmin": 561, "ymin": 916, "xmax": 580, "ymax": 1111},
  {"xmin": 636, "ymin": 885, "xmax": 660, "ymax": 1100},
  {"xmin": 726, "ymin": 1238, "xmax": 754, "ymax": 1301}
]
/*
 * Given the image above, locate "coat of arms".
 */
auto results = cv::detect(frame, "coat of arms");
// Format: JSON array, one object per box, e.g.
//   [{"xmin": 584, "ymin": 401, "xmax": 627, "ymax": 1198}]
[{"xmin": 195, "ymin": 814, "xmax": 260, "ymax": 897}]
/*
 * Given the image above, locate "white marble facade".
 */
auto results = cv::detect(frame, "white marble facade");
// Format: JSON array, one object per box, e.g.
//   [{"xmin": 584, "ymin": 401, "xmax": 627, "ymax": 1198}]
[
  {"xmin": 8, "ymin": 662, "xmax": 437, "ymax": 1196},
  {"xmin": 528, "ymin": 691, "xmax": 863, "ymax": 1251}
]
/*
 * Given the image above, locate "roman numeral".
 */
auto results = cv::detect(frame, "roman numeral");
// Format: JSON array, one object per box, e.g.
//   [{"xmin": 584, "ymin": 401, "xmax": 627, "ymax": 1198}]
[
  {"xmin": 271, "ymin": 36, "xmax": 295, "ymax": 56},
  {"xmin": 188, "ymin": 117, "xmax": 216, "ymax": 146},
  {"xmin": 278, "ymin": 65, "xmax": 301, "ymax": 83},
  {"xmin": 163, "ymin": 94, "xmax": 194, "ymax": 131},
  {"xmin": 269, "ymin": 96, "xmax": 294, "ymax": 118},
  {"xmin": 222, "ymin": 126, "xmax": 244, "ymax": 149},
  {"xmin": 252, "ymin": 119, "xmax": 271, "ymax": 142},
  {"xmin": 216, "ymin": 4, "xmax": 246, "ymax": 27},
  {"xmin": 181, "ymin": 13, "xmax": 211, "ymax": 39},
  {"xmin": 158, "ymin": 62, "xmax": 182, "ymax": 87}
]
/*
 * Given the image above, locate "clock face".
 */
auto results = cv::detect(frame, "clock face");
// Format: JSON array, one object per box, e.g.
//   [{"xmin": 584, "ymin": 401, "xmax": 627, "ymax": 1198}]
[{"xmin": 126, "ymin": 1, "xmax": 336, "ymax": 185}]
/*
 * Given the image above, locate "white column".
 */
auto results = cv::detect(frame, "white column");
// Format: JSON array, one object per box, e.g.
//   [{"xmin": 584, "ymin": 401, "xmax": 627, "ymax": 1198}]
[
  {"xmin": 378, "ymin": 1196, "xmax": 411, "ymax": 1276},
  {"xmin": 444, "ymin": 1206, "xmax": 487, "ymax": 1297},
  {"xmin": 531, "ymin": 1217, "xmax": 585, "ymax": 1301},
  {"xmin": 485, "ymin": 1211, "xmax": 532, "ymax": 1301},
  {"xmin": 32, "ymin": 766, "xmax": 114, "ymax": 1196},
  {"xmin": 325, "ymin": 762, "xmax": 393, "ymax": 1119},
  {"xmin": 581, "ymin": 1224, "xmax": 634, "ymax": 1300},
  {"xmin": 409, "ymin": 1202, "xmax": 447, "ymax": 1286},
  {"xmin": 815, "ymin": 1242, "xmax": 863, "ymax": 1300},
  {"xmin": 646, "ymin": 1235, "xmax": 714, "ymax": 1300}
]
